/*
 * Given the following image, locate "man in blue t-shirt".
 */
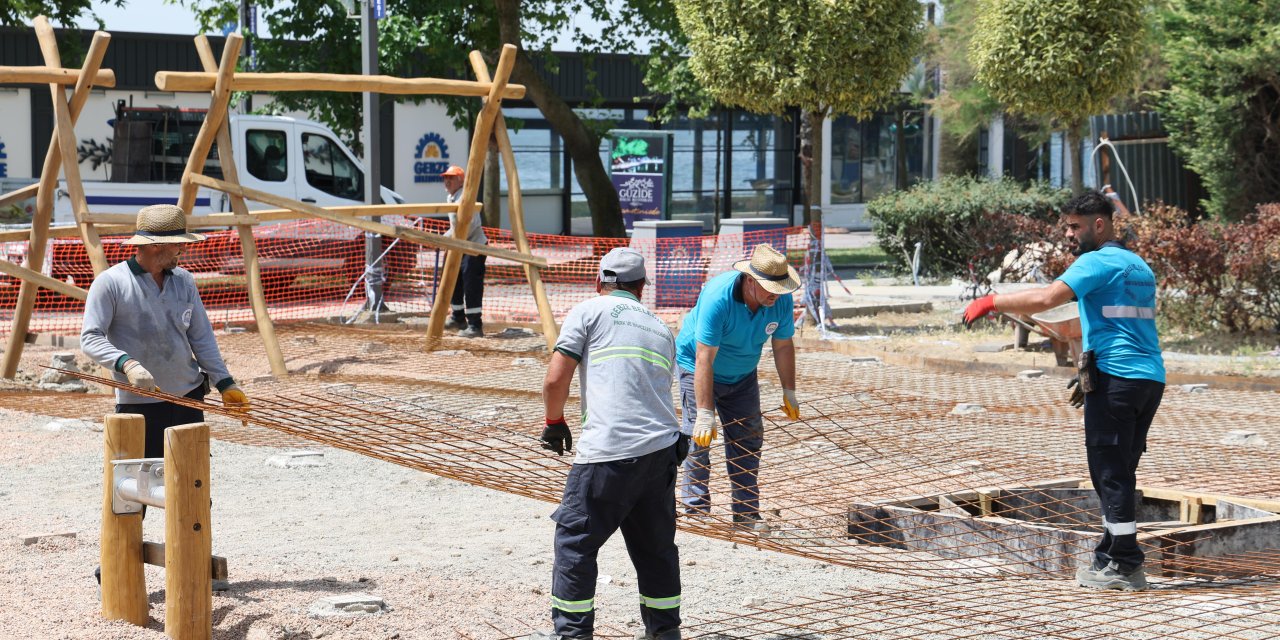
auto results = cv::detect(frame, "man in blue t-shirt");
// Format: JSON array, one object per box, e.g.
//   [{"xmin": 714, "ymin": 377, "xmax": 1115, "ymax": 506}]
[
  {"xmin": 963, "ymin": 190, "xmax": 1165, "ymax": 592},
  {"xmin": 675, "ymin": 243, "xmax": 801, "ymax": 533}
]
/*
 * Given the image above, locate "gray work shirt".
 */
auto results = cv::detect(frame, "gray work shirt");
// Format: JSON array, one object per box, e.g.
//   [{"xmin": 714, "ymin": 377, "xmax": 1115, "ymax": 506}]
[
  {"xmin": 555, "ymin": 290, "xmax": 679, "ymax": 464},
  {"xmin": 446, "ymin": 189, "xmax": 488, "ymax": 246},
  {"xmin": 81, "ymin": 257, "xmax": 233, "ymax": 405}
]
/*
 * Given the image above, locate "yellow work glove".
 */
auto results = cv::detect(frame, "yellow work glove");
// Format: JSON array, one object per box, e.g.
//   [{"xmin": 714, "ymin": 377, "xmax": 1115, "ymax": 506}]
[
  {"xmin": 122, "ymin": 359, "xmax": 156, "ymax": 392},
  {"xmin": 692, "ymin": 408, "xmax": 717, "ymax": 448},
  {"xmin": 221, "ymin": 385, "xmax": 250, "ymax": 412},
  {"xmin": 782, "ymin": 388, "xmax": 800, "ymax": 420}
]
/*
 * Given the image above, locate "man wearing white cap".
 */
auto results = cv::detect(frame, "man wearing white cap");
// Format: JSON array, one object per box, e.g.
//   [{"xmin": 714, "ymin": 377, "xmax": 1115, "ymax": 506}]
[
  {"xmin": 676, "ymin": 243, "xmax": 800, "ymax": 532},
  {"xmin": 533, "ymin": 247, "xmax": 685, "ymax": 640},
  {"xmin": 82, "ymin": 204, "xmax": 249, "ymax": 462}
]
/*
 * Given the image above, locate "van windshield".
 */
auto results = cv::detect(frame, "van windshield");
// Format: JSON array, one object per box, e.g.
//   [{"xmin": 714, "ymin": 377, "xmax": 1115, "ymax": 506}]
[{"xmin": 302, "ymin": 133, "xmax": 363, "ymax": 200}]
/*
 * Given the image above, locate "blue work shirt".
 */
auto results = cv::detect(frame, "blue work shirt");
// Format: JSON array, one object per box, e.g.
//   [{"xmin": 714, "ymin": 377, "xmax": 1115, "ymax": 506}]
[
  {"xmin": 676, "ymin": 271, "xmax": 795, "ymax": 384},
  {"xmin": 1057, "ymin": 245, "xmax": 1165, "ymax": 383}
]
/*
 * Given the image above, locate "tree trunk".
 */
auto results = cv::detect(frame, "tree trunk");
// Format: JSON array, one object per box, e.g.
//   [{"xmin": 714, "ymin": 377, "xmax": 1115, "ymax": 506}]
[
  {"xmin": 1066, "ymin": 120, "xmax": 1084, "ymax": 195},
  {"xmin": 494, "ymin": 0, "xmax": 625, "ymax": 238},
  {"xmin": 807, "ymin": 109, "xmax": 826, "ymax": 233},
  {"xmin": 799, "ymin": 113, "xmax": 813, "ymax": 225},
  {"xmin": 895, "ymin": 107, "xmax": 909, "ymax": 191},
  {"xmin": 483, "ymin": 140, "xmax": 501, "ymax": 228}
]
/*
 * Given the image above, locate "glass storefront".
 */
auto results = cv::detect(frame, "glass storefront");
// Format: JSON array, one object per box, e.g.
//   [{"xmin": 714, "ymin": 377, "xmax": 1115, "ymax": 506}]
[{"xmin": 831, "ymin": 110, "xmax": 925, "ymax": 204}]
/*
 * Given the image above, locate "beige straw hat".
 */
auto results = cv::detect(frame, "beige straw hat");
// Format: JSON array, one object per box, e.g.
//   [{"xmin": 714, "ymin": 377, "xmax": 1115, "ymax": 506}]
[
  {"xmin": 733, "ymin": 243, "xmax": 800, "ymax": 295},
  {"xmin": 122, "ymin": 205, "xmax": 206, "ymax": 245}
]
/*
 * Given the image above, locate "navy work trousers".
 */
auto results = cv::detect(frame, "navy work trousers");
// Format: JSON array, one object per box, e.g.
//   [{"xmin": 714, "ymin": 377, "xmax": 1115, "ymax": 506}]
[
  {"xmin": 449, "ymin": 253, "xmax": 487, "ymax": 329},
  {"xmin": 1083, "ymin": 370, "xmax": 1164, "ymax": 572},
  {"xmin": 677, "ymin": 367, "xmax": 764, "ymax": 518},
  {"xmin": 116, "ymin": 383, "xmax": 206, "ymax": 459},
  {"xmin": 550, "ymin": 441, "xmax": 682, "ymax": 639}
]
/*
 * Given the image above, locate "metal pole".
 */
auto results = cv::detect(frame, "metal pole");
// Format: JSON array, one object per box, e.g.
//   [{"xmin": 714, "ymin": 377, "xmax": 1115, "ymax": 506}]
[{"xmin": 361, "ymin": 0, "xmax": 385, "ymax": 314}]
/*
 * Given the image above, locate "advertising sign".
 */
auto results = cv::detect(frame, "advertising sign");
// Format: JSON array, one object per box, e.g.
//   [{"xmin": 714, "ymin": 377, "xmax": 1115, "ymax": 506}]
[{"xmin": 609, "ymin": 130, "xmax": 673, "ymax": 230}]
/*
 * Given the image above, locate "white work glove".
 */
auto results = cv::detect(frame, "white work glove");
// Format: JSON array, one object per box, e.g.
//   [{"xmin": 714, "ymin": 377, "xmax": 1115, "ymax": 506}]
[
  {"xmin": 692, "ymin": 408, "xmax": 717, "ymax": 448},
  {"xmin": 782, "ymin": 388, "xmax": 800, "ymax": 420},
  {"xmin": 122, "ymin": 359, "xmax": 156, "ymax": 392}
]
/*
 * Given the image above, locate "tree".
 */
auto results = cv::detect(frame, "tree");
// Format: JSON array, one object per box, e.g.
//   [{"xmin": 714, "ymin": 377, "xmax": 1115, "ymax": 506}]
[
  {"xmin": 969, "ymin": 0, "xmax": 1145, "ymax": 194},
  {"xmin": 673, "ymin": 0, "xmax": 925, "ymax": 228},
  {"xmin": 184, "ymin": 0, "xmax": 681, "ymax": 238},
  {"xmin": 1157, "ymin": 0, "xmax": 1280, "ymax": 218},
  {"xmin": 0, "ymin": 0, "xmax": 123, "ymax": 28}
]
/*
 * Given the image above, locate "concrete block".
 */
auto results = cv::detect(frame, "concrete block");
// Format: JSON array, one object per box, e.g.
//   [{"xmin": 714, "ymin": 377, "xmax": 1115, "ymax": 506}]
[
  {"xmin": 950, "ymin": 403, "xmax": 986, "ymax": 416},
  {"xmin": 1180, "ymin": 383, "xmax": 1209, "ymax": 393},
  {"xmin": 1220, "ymin": 430, "xmax": 1268, "ymax": 447},
  {"xmin": 1017, "ymin": 369, "xmax": 1045, "ymax": 380},
  {"xmin": 973, "ymin": 343, "xmax": 1013, "ymax": 353},
  {"xmin": 266, "ymin": 451, "xmax": 327, "ymax": 469},
  {"xmin": 20, "ymin": 531, "xmax": 76, "ymax": 545},
  {"xmin": 308, "ymin": 593, "xmax": 386, "ymax": 617},
  {"xmin": 849, "ymin": 356, "xmax": 882, "ymax": 364}
]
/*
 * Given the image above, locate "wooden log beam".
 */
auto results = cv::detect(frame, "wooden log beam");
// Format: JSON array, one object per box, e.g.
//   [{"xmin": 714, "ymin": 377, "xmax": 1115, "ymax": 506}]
[
  {"xmin": 0, "ymin": 66, "xmax": 115, "ymax": 87},
  {"xmin": 188, "ymin": 174, "xmax": 547, "ymax": 267},
  {"xmin": 154, "ymin": 71, "xmax": 525, "ymax": 99},
  {"xmin": 178, "ymin": 34, "xmax": 241, "ymax": 212},
  {"xmin": 0, "ymin": 183, "xmax": 38, "ymax": 209},
  {"xmin": 164, "ymin": 422, "xmax": 213, "ymax": 640},
  {"xmin": 141, "ymin": 542, "xmax": 228, "ymax": 580},
  {"xmin": 101, "ymin": 414, "xmax": 147, "ymax": 626},
  {"xmin": 82, "ymin": 202, "xmax": 479, "ymax": 228},
  {"xmin": 0, "ymin": 258, "xmax": 88, "ymax": 300}
]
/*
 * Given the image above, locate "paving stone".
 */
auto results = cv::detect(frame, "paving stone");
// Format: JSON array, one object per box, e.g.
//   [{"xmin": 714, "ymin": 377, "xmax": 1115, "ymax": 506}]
[
  {"xmin": 20, "ymin": 531, "xmax": 76, "ymax": 545},
  {"xmin": 950, "ymin": 403, "xmax": 986, "ymax": 415},
  {"xmin": 265, "ymin": 451, "xmax": 327, "ymax": 469},
  {"xmin": 1017, "ymin": 369, "xmax": 1045, "ymax": 380},
  {"xmin": 1221, "ymin": 430, "xmax": 1269, "ymax": 447},
  {"xmin": 308, "ymin": 593, "xmax": 386, "ymax": 617}
]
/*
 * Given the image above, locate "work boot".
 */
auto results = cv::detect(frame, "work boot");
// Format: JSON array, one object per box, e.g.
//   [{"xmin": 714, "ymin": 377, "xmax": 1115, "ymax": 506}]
[
  {"xmin": 732, "ymin": 512, "xmax": 771, "ymax": 536},
  {"xmin": 459, "ymin": 325, "xmax": 484, "ymax": 339},
  {"xmin": 444, "ymin": 315, "xmax": 465, "ymax": 331},
  {"xmin": 635, "ymin": 629, "xmax": 681, "ymax": 640},
  {"xmin": 527, "ymin": 632, "xmax": 591, "ymax": 640},
  {"xmin": 1076, "ymin": 561, "xmax": 1148, "ymax": 591}
]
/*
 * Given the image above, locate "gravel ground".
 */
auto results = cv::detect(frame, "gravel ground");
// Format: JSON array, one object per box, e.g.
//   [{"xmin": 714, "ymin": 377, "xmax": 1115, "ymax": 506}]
[{"xmin": 0, "ymin": 405, "xmax": 908, "ymax": 640}]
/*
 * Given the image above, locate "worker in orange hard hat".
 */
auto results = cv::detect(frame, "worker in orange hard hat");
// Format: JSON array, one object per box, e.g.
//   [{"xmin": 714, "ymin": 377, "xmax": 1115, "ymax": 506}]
[{"xmin": 440, "ymin": 164, "xmax": 488, "ymax": 338}]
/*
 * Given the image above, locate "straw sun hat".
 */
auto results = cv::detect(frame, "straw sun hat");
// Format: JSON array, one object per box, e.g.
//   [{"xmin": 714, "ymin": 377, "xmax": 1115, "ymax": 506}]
[
  {"xmin": 122, "ymin": 205, "xmax": 206, "ymax": 245},
  {"xmin": 733, "ymin": 243, "xmax": 800, "ymax": 295}
]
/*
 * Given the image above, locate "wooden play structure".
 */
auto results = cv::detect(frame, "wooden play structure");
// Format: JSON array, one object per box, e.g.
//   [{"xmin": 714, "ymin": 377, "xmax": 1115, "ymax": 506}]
[
  {"xmin": 101, "ymin": 415, "xmax": 219, "ymax": 639},
  {"xmin": 1, "ymin": 20, "xmax": 559, "ymax": 379}
]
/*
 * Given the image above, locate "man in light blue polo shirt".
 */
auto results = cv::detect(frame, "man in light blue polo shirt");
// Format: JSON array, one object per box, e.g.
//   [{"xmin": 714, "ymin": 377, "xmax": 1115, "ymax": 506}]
[
  {"xmin": 964, "ymin": 190, "xmax": 1164, "ymax": 592},
  {"xmin": 676, "ymin": 243, "xmax": 800, "ymax": 532}
]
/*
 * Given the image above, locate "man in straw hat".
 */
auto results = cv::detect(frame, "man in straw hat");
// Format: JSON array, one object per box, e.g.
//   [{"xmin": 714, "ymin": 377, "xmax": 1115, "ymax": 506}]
[
  {"xmin": 675, "ymin": 243, "xmax": 800, "ymax": 533},
  {"xmin": 82, "ymin": 204, "xmax": 250, "ymax": 462}
]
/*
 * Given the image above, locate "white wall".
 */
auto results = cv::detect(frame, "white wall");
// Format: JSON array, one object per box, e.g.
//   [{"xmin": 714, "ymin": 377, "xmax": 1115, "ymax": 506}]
[
  {"xmin": 392, "ymin": 100, "xmax": 469, "ymax": 205},
  {"xmin": 0, "ymin": 89, "xmax": 33, "ymax": 179}
]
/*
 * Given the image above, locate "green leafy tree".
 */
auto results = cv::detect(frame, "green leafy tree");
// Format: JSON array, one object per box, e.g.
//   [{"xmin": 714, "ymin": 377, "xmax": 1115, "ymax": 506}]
[
  {"xmin": 183, "ymin": 0, "xmax": 681, "ymax": 238},
  {"xmin": 1157, "ymin": 0, "xmax": 1280, "ymax": 218},
  {"xmin": 969, "ymin": 0, "xmax": 1145, "ymax": 194},
  {"xmin": 673, "ymin": 0, "xmax": 925, "ymax": 228},
  {"xmin": 0, "ymin": 0, "xmax": 124, "ymax": 28}
]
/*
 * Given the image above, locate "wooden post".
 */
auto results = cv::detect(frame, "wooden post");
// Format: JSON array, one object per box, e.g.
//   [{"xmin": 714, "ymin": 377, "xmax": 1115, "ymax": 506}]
[
  {"xmin": 178, "ymin": 34, "xmax": 241, "ymax": 213},
  {"xmin": 35, "ymin": 19, "xmax": 109, "ymax": 275},
  {"xmin": 193, "ymin": 35, "xmax": 287, "ymax": 378},
  {"xmin": 101, "ymin": 413, "xmax": 147, "ymax": 626},
  {"xmin": 164, "ymin": 422, "xmax": 212, "ymax": 640},
  {"xmin": 2, "ymin": 22, "xmax": 110, "ymax": 378},
  {"xmin": 468, "ymin": 51, "xmax": 558, "ymax": 349},
  {"xmin": 426, "ymin": 44, "xmax": 518, "ymax": 347}
]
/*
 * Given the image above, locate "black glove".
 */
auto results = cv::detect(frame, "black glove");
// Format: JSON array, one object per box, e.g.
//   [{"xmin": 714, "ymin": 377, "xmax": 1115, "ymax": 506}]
[
  {"xmin": 675, "ymin": 433, "xmax": 691, "ymax": 463},
  {"xmin": 1067, "ymin": 376, "xmax": 1085, "ymax": 409},
  {"xmin": 541, "ymin": 417, "xmax": 573, "ymax": 456}
]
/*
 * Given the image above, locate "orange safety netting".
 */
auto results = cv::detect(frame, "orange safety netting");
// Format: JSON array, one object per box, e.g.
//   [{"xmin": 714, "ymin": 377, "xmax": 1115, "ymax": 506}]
[{"xmin": 0, "ymin": 219, "xmax": 809, "ymax": 337}]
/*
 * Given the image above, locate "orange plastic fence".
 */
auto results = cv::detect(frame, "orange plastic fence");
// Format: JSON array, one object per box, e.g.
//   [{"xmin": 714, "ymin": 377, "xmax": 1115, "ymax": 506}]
[{"xmin": 0, "ymin": 219, "xmax": 809, "ymax": 336}]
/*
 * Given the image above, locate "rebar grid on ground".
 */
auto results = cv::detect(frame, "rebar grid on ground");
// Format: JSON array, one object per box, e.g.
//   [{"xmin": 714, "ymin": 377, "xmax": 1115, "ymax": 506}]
[{"xmin": 47, "ymin": 322, "xmax": 1280, "ymax": 638}]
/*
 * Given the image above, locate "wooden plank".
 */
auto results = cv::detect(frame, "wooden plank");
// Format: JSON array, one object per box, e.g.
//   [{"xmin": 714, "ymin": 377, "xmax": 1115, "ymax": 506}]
[
  {"xmin": 427, "ymin": 44, "xmax": 519, "ymax": 346},
  {"xmin": 1217, "ymin": 499, "xmax": 1277, "ymax": 522},
  {"xmin": 3, "ymin": 21, "xmax": 107, "ymax": 379},
  {"xmin": 188, "ymin": 174, "xmax": 547, "ymax": 267},
  {"xmin": 178, "ymin": 34, "xmax": 241, "ymax": 212},
  {"xmin": 164, "ymin": 422, "xmax": 213, "ymax": 639},
  {"xmin": 155, "ymin": 71, "xmax": 525, "ymax": 99},
  {"xmin": 194, "ymin": 34, "xmax": 287, "ymax": 378},
  {"xmin": 101, "ymin": 414, "xmax": 147, "ymax": 626},
  {"xmin": 0, "ymin": 258, "xmax": 88, "ymax": 300},
  {"xmin": 0, "ymin": 183, "xmax": 37, "ymax": 209},
  {"xmin": 0, "ymin": 224, "xmax": 132, "ymax": 242},
  {"xmin": 1081, "ymin": 483, "xmax": 1280, "ymax": 513},
  {"xmin": 471, "ymin": 51, "xmax": 558, "ymax": 350},
  {"xmin": 0, "ymin": 66, "xmax": 115, "ymax": 86},
  {"xmin": 141, "ymin": 542, "xmax": 228, "ymax": 580}
]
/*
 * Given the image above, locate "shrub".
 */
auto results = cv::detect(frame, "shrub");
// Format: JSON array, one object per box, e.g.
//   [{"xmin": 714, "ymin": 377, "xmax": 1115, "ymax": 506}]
[{"xmin": 867, "ymin": 176, "xmax": 1069, "ymax": 282}]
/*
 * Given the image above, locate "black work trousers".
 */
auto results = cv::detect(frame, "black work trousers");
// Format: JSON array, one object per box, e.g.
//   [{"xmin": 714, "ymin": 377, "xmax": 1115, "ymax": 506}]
[
  {"xmin": 1083, "ymin": 370, "xmax": 1164, "ymax": 572},
  {"xmin": 116, "ymin": 383, "xmax": 207, "ymax": 459},
  {"xmin": 449, "ymin": 253, "xmax": 487, "ymax": 329},
  {"xmin": 550, "ymin": 441, "xmax": 682, "ymax": 639}
]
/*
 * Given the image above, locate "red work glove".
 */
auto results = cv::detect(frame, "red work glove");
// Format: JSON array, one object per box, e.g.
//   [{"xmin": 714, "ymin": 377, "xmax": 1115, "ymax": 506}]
[{"xmin": 962, "ymin": 294, "xmax": 997, "ymax": 328}]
